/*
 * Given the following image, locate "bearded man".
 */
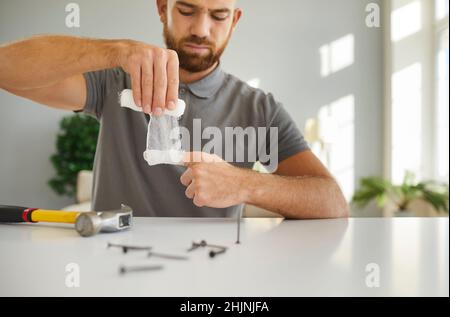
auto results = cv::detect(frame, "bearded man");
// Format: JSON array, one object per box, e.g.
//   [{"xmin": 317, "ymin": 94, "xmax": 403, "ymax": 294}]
[{"xmin": 0, "ymin": 0, "xmax": 348, "ymax": 219}]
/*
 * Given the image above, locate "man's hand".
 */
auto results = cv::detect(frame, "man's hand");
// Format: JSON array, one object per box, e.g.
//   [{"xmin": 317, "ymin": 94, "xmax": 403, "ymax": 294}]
[
  {"xmin": 0, "ymin": 36, "xmax": 180, "ymax": 113},
  {"xmin": 118, "ymin": 40, "xmax": 179, "ymax": 116},
  {"xmin": 179, "ymin": 151, "xmax": 349, "ymax": 219},
  {"xmin": 180, "ymin": 152, "xmax": 248, "ymax": 208}
]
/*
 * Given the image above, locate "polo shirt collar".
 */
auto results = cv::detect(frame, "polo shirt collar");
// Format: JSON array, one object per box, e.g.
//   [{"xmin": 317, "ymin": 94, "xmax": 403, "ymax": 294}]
[{"xmin": 182, "ymin": 63, "xmax": 226, "ymax": 99}]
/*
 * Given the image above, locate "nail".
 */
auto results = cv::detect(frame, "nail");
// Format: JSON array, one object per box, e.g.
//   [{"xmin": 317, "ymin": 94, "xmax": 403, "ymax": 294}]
[
  {"xmin": 209, "ymin": 248, "xmax": 226, "ymax": 258},
  {"xmin": 144, "ymin": 104, "xmax": 151, "ymax": 113},
  {"xmin": 187, "ymin": 240, "xmax": 227, "ymax": 252},
  {"xmin": 187, "ymin": 242, "xmax": 200, "ymax": 252},
  {"xmin": 168, "ymin": 101, "xmax": 176, "ymax": 110},
  {"xmin": 148, "ymin": 252, "xmax": 189, "ymax": 261},
  {"xmin": 107, "ymin": 242, "xmax": 152, "ymax": 253},
  {"xmin": 153, "ymin": 107, "xmax": 163, "ymax": 116},
  {"xmin": 119, "ymin": 265, "xmax": 163, "ymax": 275},
  {"xmin": 236, "ymin": 205, "xmax": 243, "ymax": 244},
  {"xmin": 187, "ymin": 240, "xmax": 206, "ymax": 252}
]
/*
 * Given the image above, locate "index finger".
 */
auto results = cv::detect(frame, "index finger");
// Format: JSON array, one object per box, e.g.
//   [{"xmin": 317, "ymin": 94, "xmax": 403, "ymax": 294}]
[
  {"xmin": 183, "ymin": 152, "xmax": 202, "ymax": 167},
  {"xmin": 183, "ymin": 152, "xmax": 222, "ymax": 166}
]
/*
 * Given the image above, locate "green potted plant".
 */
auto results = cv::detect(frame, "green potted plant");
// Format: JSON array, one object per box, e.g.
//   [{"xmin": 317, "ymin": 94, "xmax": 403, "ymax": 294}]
[
  {"xmin": 48, "ymin": 114, "xmax": 99, "ymax": 200},
  {"xmin": 352, "ymin": 171, "xmax": 449, "ymax": 217}
]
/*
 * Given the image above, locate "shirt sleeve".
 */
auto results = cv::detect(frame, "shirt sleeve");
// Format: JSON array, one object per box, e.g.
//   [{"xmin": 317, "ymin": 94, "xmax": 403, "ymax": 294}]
[
  {"xmin": 258, "ymin": 93, "xmax": 310, "ymax": 171},
  {"xmin": 80, "ymin": 69, "xmax": 109, "ymax": 120}
]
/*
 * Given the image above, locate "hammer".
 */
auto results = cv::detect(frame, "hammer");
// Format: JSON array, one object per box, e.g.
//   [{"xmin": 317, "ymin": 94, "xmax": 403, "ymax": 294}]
[{"xmin": 0, "ymin": 204, "xmax": 133, "ymax": 237}]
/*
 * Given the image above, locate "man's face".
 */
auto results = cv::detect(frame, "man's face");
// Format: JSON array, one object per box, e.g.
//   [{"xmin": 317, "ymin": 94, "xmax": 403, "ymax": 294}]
[{"xmin": 160, "ymin": 0, "xmax": 241, "ymax": 73}]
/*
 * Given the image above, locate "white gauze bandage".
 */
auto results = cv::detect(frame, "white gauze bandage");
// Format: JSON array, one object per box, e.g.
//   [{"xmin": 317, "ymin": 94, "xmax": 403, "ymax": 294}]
[{"xmin": 120, "ymin": 89, "xmax": 186, "ymax": 166}]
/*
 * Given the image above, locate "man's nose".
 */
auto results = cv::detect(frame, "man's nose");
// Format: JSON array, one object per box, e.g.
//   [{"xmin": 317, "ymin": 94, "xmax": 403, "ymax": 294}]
[{"xmin": 190, "ymin": 13, "xmax": 211, "ymax": 39}]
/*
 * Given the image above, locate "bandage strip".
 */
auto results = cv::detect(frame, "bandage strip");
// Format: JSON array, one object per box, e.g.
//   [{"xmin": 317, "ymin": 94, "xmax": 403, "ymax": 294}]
[
  {"xmin": 119, "ymin": 89, "xmax": 186, "ymax": 166},
  {"xmin": 120, "ymin": 89, "xmax": 186, "ymax": 117}
]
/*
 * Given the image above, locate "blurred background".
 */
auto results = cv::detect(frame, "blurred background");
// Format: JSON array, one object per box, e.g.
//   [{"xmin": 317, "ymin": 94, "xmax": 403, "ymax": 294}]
[{"xmin": 0, "ymin": 0, "xmax": 448, "ymax": 217}]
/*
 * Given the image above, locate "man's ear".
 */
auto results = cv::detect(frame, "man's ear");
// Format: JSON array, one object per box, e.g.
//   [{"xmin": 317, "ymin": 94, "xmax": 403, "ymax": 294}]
[
  {"xmin": 156, "ymin": 0, "xmax": 168, "ymax": 23},
  {"xmin": 230, "ymin": 8, "xmax": 243, "ymax": 32}
]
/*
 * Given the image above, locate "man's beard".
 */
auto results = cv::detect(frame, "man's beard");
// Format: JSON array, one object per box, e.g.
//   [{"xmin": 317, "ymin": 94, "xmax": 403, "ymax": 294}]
[{"xmin": 163, "ymin": 23, "xmax": 229, "ymax": 73}]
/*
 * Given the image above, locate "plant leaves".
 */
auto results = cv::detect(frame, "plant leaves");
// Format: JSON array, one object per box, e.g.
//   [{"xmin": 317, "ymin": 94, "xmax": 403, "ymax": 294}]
[{"xmin": 48, "ymin": 114, "xmax": 99, "ymax": 198}]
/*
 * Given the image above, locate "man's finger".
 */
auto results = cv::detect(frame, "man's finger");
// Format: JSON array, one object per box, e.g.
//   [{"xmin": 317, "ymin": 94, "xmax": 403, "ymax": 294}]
[
  {"xmin": 185, "ymin": 181, "xmax": 196, "ymax": 199},
  {"xmin": 193, "ymin": 194, "xmax": 205, "ymax": 208},
  {"xmin": 180, "ymin": 167, "xmax": 193, "ymax": 186},
  {"xmin": 141, "ymin": 59, "xmax": 153, "ymax": 114},
  {"xmin": 130, "ymin": 68, "xmax": 142, "ymax": 108},
  {"xmin": 166, "ymin": 50, "xmax": 179, "ymax": 110},
  {"xmin": 152, "ymin": 51, "xmax": 167, "ymax": 115},
  {"xmin": 183, "ymin": 151, "xmax": 203, "ymax": 166},
  {"xmin": 183, "ymin": 152, "xmax": 223, "ymax": 166}
]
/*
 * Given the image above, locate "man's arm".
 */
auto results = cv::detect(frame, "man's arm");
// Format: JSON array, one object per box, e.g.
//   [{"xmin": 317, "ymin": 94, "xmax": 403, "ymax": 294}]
[
  {"xmin": 245, "ymin": 151, "xmax": 349, "ymax": 219},
  {"xmin": 0, "ymin": 35, "xmax": 179, "ymax": 114},
  {"xmin": 180, "ymin": 151, "xmax": 349, "ymax": 219},
  {"xmin": 3, "ymin": 75, "xmax": 87, "ymax": 111}
]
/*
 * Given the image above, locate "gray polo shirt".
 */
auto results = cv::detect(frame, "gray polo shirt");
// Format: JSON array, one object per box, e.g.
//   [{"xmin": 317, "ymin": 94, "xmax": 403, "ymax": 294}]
[{"xmin": 82, "ymin": 65, "xmax": 309, "ymax": 217}]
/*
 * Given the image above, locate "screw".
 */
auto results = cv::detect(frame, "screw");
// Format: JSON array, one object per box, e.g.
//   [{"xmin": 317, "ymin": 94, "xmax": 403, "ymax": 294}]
[
  {"xmin": 119, "ymin": 265, "xmax": 163, "ymax": 275},
  {"xmin": 148, "ymin": 252, "xmax": 189, "ymax": 261},
  {"xmin": 187, "ymin": 240, "xmax": 208, "ymax": 252},
  {"xmin": 188, "ymin": 240, "xmax": 226, "ymax": 251},
  {"xmin": 188, "ymin": 240, "xmax": 228, "ymax": 258},
  {"xmin": 107, "ymin": 242, "xmax": 152, "ymax": 254},
  {"xmin": 209, "ymin": 248, "xmax": 227, "ymax": 258},
  {"xmin": 236, "ymin": 205, "xmax": 243, "ymax": 244}
]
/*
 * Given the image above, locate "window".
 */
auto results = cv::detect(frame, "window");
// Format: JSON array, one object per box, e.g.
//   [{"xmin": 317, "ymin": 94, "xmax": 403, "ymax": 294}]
[
  {"xmin": 391, "ymin": 63, "xmax": 423, "ymax": 183},
  {"xmin": 435, "ymin": 3, "xmax": 449, "ymax": 183},
  {"xmin": 386, "ymin": 0, "xmax": 449, "ymax": 185},
  {"xmin": 436, "ymin": 0, "xmax": 449, "ymax": 20},
  {"xmin": 317, "ymin": 95, "xmax": 355, "ymax": 201}
]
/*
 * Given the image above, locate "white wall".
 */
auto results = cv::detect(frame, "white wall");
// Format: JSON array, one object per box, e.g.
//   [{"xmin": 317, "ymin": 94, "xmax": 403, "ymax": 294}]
[{"xmin": 0, "ymin": 0, "xmax": 384, "ymax": 213}]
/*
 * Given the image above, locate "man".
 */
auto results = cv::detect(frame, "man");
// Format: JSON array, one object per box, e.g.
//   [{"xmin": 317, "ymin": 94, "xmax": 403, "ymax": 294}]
[{"xmin": 0, "ymin": 0, "xmax": 348, "ymax": 219}]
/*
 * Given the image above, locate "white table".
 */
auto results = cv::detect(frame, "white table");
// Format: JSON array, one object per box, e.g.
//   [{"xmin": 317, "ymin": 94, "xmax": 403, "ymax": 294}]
[{"xmin": 0, "ymin": 217, "xmax": 448, "ymax": 297}]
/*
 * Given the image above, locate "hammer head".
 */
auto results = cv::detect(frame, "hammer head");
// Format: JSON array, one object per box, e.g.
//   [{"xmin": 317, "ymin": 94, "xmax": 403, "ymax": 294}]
[{"xmin": 75, "ymin": 204, "xmax": 133, "ymax": 237}]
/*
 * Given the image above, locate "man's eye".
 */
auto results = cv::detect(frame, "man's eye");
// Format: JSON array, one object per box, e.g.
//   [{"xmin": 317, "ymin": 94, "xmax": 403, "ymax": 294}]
[
  {"xmin": 178, "ymin": 9, "xmax": 194, "ymax": 16},
  {"xmin": 211, "ymin": 13, "xmax": 229, "ymax": 21}
]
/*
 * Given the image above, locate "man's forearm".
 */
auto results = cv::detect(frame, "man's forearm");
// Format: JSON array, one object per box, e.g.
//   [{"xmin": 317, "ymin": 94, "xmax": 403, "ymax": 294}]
[
  {"xmin": 242, "ymin": 171, "xmax": 349, "ymax": 219},
  {"xmin": 0, "ymin": 35, "xmax": 120, "ymax": 90},
  {"xmin": 180, "ymin": 152, "xmax": 350, "ymax": 218}
]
